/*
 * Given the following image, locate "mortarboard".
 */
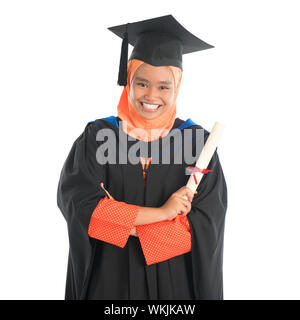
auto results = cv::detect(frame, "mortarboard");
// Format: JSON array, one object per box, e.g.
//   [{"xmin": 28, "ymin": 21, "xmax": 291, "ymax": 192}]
[{"xmin": 108, "ymin": 14, "xmax": 214, "ymax": 86}]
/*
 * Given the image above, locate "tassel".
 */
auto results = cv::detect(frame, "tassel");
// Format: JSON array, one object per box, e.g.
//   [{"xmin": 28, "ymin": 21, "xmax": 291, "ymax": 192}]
[{"xmin": 117, "ymin": 24, "xmax": 129, "ymax": 86}]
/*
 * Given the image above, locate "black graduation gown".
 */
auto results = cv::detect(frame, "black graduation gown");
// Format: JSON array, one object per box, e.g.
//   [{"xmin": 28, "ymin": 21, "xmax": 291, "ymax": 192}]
[{"xmin": 57, "ymin": 116, "xmax": 227, "ymax": 300}]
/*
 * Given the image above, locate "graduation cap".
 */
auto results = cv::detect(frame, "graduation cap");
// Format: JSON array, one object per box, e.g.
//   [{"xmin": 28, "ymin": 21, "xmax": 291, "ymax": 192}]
[{"xmin": 108, "ymin": 14, "xmax": 214, "ymax": 86}]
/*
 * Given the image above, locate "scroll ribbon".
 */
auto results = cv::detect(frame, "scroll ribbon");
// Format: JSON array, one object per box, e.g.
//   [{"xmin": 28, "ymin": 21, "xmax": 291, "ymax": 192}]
[{"xmin": 186, "ymin": 166, "xmax": 213, "ymax": 185}]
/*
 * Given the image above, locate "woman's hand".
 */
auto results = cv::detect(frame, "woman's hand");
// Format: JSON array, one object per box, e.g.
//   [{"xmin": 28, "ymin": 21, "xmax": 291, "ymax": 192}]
[
  {"xmin": 130, "ymin": 226, "xmax": 138, "ymax": 237},
  {"xmin": 159, "ymin": 186, "xmax": 197, "ymax": 221}
]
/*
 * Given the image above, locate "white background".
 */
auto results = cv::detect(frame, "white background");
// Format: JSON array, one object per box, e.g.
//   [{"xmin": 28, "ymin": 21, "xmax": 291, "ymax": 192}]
[{"xmin": 1, "ymin": 0, "xmax": 299, "ymax": 300}]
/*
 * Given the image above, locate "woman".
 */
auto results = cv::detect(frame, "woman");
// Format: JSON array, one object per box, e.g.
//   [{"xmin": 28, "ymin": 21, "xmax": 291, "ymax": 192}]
[{"xmin": 57, "ymin": 15, "xmax": 227, "ymax": 300}]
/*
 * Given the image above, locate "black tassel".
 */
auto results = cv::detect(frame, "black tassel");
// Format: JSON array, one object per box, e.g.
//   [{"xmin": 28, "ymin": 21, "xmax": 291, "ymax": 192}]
[{"xmin": 118, "ymin": 25, "xmax": 129, "ymax": 86}]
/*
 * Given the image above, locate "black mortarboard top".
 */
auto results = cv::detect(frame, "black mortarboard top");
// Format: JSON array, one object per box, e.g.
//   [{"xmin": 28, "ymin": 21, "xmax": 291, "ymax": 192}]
[{"xmin": 108, "ymin": 14, "xmax": 214, "ymax": 86}]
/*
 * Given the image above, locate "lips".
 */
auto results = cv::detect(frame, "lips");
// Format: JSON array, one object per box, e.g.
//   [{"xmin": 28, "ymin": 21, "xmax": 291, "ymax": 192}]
[{"xmin": 140, "ymin": 102, "xmax": 161, "ymax": 112}]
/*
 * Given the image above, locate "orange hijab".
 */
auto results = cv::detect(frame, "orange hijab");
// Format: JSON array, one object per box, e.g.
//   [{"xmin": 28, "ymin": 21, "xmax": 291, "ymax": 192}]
[{"xmin": 117, "ymin": 59, "xmax": 182, "ymax": 142}]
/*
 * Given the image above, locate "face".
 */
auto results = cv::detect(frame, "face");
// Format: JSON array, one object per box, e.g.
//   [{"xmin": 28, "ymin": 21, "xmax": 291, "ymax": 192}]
[{"xmin": 129, "ymin": 63, "xmax": 176, "ymax": 120}]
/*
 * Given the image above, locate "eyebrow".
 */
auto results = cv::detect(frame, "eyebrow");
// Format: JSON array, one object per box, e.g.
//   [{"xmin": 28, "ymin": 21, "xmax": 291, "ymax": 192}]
[{"xmin": 135, "ymin": 77, "xmax": 173, "ymax": 85}]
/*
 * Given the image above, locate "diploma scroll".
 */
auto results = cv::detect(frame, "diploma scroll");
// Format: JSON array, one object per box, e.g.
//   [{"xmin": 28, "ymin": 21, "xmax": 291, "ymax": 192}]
[{"xmin": 183, "ymin": 121, "xmax": 225, "ymax": 200}]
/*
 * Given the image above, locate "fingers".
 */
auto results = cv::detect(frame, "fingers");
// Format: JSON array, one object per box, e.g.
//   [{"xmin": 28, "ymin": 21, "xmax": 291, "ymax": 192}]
[
  {"xmin": 100, "ymin": 182, "xmax": 114, "ymax": 200},
  {"xmin": 176, "ymin": 196, "xmax": 191, "ymax": 216},
  {"xmin": 167, "ymin": 187, "xmax": 198, "ymax": 220},
  {"xmin": 175, "ymin": 186, "xmax": 197, "ymax": 202}
]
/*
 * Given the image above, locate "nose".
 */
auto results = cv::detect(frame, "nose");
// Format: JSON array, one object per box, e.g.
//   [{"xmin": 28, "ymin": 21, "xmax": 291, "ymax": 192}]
[{"xmin": 144, "ymin": 86, "xmax": 159, "ymax": 101}]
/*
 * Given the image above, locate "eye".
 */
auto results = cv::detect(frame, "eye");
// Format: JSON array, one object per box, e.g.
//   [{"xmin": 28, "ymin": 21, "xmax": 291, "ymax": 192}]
[
  {"xmin": 137, "ymin": 82, "xmax": 147, "ymax": 88},
  {"xmin": 160, "ymin": 86, "xmax": 169, "ymax": 90}
]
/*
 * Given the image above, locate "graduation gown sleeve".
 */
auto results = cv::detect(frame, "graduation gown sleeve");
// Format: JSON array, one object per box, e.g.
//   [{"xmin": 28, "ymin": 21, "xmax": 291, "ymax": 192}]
[
  {"xmin": 57, "ymin": 124, "xmax": 108, "ymax": 299},
  {"xmin": 187, "ymin": 150, "xmax": 227, "ymax": 299}
]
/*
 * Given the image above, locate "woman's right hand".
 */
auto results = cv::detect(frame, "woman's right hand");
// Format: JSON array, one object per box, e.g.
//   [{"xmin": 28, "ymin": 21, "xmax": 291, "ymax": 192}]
[{"xmin": 159, "ymin": 186, "xmax": 197, "ymax": 221}]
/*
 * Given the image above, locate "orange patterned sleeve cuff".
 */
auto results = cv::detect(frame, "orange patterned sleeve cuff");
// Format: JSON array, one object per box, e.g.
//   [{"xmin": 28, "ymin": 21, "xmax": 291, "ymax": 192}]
[
  {"xmin": 136, "ymin": 215, "xmax": 191, "ymax": 265},
  {"xmin": 88, "ymin": 196, "xmax": 140, "ymax": 248}
]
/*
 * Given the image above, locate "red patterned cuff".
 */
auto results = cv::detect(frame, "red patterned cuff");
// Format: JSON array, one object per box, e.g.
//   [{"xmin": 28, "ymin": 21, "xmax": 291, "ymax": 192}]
[
  {"xmin": 88, "ymin": 196, "xmax": 140, "ymax": 248},
  {"xmin": 136, "ymin": 215, "xmax": 191, "ymax": 265}
]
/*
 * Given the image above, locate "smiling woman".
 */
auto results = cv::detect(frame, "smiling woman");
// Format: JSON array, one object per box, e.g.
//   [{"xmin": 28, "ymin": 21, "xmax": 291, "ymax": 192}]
[
  {"xmin": 57, "ymin": 14, "xmax": 227, "ymax": 301},
  {"xmin": 117, "ymin": 59, "xmax": 182, "ymax": 141}
]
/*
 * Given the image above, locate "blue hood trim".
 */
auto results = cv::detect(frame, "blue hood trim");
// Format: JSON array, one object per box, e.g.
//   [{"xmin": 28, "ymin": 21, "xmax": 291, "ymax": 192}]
[{"xmin": 86, "ymin": 116, "xmax": 198, "ymax": 131}]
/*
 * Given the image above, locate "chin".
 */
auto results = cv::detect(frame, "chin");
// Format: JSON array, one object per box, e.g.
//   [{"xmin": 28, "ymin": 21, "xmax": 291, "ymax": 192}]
[
  {"xmin": 143, "ymin": 115, "xmax": 160, "ymax": 120},
  {"xmin": 141, "ymin": 110, "xmax": 163, "ymax": 119}
]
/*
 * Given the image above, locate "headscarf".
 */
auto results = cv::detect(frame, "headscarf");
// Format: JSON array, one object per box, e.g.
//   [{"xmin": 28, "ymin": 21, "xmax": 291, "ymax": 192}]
[{"xmin": 117, "ymin": 59, "xmax": 182, "ymax": 142}]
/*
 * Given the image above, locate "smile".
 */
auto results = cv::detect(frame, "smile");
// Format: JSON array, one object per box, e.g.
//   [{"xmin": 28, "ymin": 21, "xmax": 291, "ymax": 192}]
[{"xmin": 140, "ymin": 102, "xmax": 162, "ymax": 112}]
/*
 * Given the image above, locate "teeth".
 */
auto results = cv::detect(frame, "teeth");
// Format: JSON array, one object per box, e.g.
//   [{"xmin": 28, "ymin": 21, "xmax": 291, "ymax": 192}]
[{"xmin": 142, "ymin": 103, "xmax": 160, "ymax": 110}]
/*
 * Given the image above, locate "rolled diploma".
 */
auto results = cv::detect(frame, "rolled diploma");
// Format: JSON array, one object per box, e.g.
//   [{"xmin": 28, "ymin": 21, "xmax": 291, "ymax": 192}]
[{"xmin": 183, "ymin": 121, "xmax": 225, "ymax": 200}]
